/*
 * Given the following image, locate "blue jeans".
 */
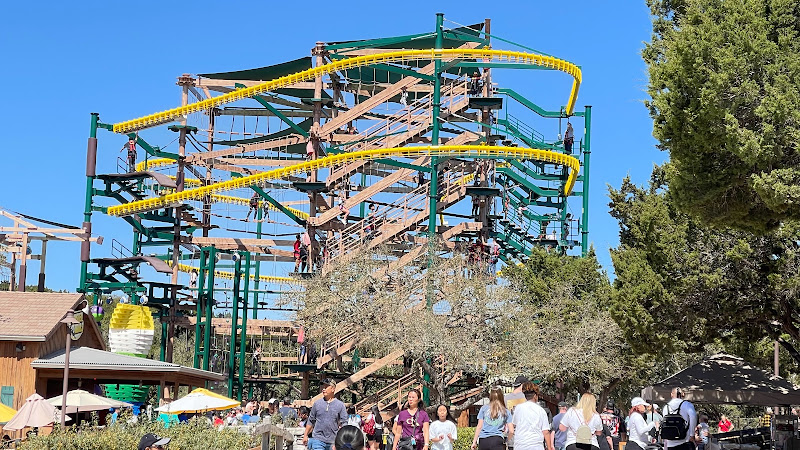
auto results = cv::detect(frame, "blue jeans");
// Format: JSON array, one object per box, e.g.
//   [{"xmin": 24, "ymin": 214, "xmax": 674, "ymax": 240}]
[{"xmin": 309, "ymin": 438, "xmax": 333, "ymax": 450}]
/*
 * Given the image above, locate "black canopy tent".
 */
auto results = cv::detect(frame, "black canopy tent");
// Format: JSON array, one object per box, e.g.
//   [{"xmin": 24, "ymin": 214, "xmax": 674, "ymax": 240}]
[{"xmin": 642, "ymin": 353, "xmax": 800, "ymax": 406}]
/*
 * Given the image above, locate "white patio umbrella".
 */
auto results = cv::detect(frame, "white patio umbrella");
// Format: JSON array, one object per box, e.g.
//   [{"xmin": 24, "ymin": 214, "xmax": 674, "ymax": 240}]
[
  {"xmin": 47, "ymin": 389, "xmax": 132, "ymax": 414},
  {"xmin": 155, "ymin": 388, "xmax": 239, "ymax": 414},
  {"xmin": 4, "ymin": 393, "xmax": 60, "ymax": 431}
]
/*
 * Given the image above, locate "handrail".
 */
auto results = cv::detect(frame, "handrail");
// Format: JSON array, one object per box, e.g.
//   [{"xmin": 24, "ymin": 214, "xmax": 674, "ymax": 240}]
[
  {"xmin": 107, "ymin": 145, "xmax": 581, "ymax": 216},
  {"xmin": 112, "ymin": 48, "xmax": 581, "ymax": 133}
]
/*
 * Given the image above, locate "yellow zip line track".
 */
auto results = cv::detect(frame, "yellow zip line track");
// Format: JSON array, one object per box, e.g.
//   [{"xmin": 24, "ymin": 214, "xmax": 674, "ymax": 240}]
[
  {"xmin": 108, "ymin": 145, "xmax": 580, "ymax": 217},
  {"xmin": 134, "ymin": 159, "xmax": 310, "ymax": 219},
  {"xmin": 112, "ymin": 48, "xmax": 581, "ymax": 133},
  {"xmin": 171, "ymin": 262, "xmax": 302, "ymax": 286}
]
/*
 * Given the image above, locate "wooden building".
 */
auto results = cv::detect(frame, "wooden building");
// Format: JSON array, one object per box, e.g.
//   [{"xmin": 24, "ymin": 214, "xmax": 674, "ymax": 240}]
[{"xmin": 0, "ymin": 292, "xmax": 105, "ymax": 410}]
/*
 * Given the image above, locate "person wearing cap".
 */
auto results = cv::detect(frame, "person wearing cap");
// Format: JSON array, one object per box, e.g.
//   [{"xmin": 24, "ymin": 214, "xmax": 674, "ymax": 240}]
[
  {"xmin": 600, "ymin": 400, "xmax": 625, "ymax": 450},
  {"xmin": 508, "ymin": 382, "xmax": 553, "ymax": 450},
  {"xmin": 626, "ymin": 398, "xmax": 658, "ymax": 450},
  {"xmin": 551, "ymin": 402, "xmax": 570, "ymax": 450},
  {"xmin": 139, "ymin": 432, "xmax": 170, "ymax": 450},
  {"xmin": 304, "ymin": 378, "xmax": 348, "ymax": 450}
]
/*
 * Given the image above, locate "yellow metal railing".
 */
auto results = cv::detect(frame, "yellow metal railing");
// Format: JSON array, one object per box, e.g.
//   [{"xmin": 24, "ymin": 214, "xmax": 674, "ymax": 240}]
[
  {"xmin": 112, "ymin": 49, "xmax": 581, "ymax": 133},
  {"xmin": 107, "ymin": 145, "xmax": 580, "ymax": 216}
]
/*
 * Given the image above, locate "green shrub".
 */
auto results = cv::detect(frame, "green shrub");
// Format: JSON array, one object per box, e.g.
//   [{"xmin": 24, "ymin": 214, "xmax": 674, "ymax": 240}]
[
  {"xmin": 454, "ymin": 427, "xmax": 476, "ymax": 450},
  {"xmin": 19, "ymin": 417, "xmax": 257, "ymax": 450}
]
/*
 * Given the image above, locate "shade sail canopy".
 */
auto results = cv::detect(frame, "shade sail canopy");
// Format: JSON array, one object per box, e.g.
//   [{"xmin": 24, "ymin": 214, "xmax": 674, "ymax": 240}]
[
  {"xmin": 642, "ymin": 353, "xmax": 800, "ymax": 406},
  {"xmin": 4, "ymin": 394, "xmax": 57, "ymax": 431},
  {"xmin": 47, "ymin": 389, "xmax": 132, "ymax": 414},
  {"xmin": 155, "ymin": 388, "xmax": 239, "ymax": 414}
]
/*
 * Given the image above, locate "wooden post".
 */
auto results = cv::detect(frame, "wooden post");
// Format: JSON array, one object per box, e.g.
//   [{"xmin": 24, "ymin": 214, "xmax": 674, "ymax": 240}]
[
  {"xmin": 17, "ymin": 232, "xmax": 28, "ymax": 291},
  {"xmin": 37, "ymin": 239, "xmax": 47, "ymax": 292},
  {"xmin": 301, "ymin": 371, "xmax": 310, "ymax": 400},
  {"xmin": 262, "ymin": 431, "xmax": 272, "ymax": 450}
]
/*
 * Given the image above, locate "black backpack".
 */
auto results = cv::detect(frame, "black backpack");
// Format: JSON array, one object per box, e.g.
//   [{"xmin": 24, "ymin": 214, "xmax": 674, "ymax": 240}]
[{"xmin": 661, "ymin": 401, "xmax": 689, "ymax": 440}]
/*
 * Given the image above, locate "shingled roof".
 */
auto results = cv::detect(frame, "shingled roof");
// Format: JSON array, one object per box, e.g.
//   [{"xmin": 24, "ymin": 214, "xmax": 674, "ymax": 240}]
[{"xmin": 0, "ymin": 292, "xmax": 87, "ymax": 341}]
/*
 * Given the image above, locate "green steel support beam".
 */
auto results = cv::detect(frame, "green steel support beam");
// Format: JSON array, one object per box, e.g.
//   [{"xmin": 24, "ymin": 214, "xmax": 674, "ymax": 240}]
[
  {"xmin": 79, "ymin": 113, "xmax": 99, "ymax": 293},
  {"xmin": 228, "ymin": 254, "xmax": 242, "ymax": 399},
  {"xmin": 253, "ymin": 208, "xmax": 262, "ymax": 320},
  {"xmin": 373, "ymin": 158, "xmax": 432, "ymax": 173},
  {"xmin": 581, "ymin": 106, "xmax": 592, "ymax": 256},
  {"xmin": 496, "ymin": 167, "xmax": 561, "ymax": 198},
  {"xmin": 496, "ymin": 88, "xmax": 587, "ymax": 118},
  {"xmin": 423, "ymin": 12, "xmax": 445, "ymax": 407},
  {"xmin": 237, "ymin": 252, "xmax": 251, "ymax": 399}
]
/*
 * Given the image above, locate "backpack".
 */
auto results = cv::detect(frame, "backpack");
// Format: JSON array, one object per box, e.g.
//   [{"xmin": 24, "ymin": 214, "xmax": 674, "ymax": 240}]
[
  {"xmin": 661, "ymin": 401, "xmax": 689, "ymax": 440},
  {"xmin": 363, "ymin": 415, "xmax": 376, "ymax": 435},
  {"xmin": 574, "ymin": 409, "xmax": 593, "ymax": 449}
]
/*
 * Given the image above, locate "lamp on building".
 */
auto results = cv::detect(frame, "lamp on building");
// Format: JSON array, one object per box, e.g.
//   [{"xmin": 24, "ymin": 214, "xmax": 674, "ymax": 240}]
[{"xmin": 59, "ymin": 310, "xmax": 79, "ymax": 427}]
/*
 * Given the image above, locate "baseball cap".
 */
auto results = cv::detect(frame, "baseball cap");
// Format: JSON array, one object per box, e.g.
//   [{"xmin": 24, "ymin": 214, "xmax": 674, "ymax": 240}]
[
  {"xmin": 321, "ymin": 378, "xmax": 335, "ymax": 387},
  {"xmin": 631, "ymin": 397, "xmax": 650, "ymax": 408},
  {"xmin": 558, "ymin": 401, "xmax": 569, "ymax": 408},
  {"xmin": 513, "ymin": 376, "xmax": 529, "ymax": 387},
  {"xmin": 653, "ymin": 404, "xmax": 660, "ymax": 410},
  {"xmin": 139, "ymin": 433, "xmax": 170, "ymax": 450}
]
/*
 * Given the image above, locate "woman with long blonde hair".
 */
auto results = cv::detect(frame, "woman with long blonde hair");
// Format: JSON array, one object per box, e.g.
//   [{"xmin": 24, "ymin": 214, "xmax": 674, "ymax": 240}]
[
  {"xmin": 558, "ymin": 393, "xmax": 604, "ymax": 450},
  {"xmin": 471, "ymin": 388, "xmax": 514, "ymax": 450}
]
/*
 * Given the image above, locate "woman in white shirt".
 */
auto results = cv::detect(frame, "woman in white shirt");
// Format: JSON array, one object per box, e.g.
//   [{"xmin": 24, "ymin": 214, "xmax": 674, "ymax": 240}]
[
  {"xmin": 626, "ymin": 398, "xmax": 658, "ymax": 450},
  {"xmin": 558, "ymin": 393, "xmax": 604, "ymax": 450},
  {"xmin": 430, "ymin": 405, "xmax": 458, "ymax": 450}
]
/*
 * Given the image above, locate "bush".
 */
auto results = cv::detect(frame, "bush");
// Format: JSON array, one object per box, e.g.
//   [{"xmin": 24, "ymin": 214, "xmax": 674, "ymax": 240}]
[
  {"xmin": 454, "ymin": 427, "xmax": 476, "ymax": 450},
  {"xmin": 19, "ymin": 417, "xmax": 257, "ymax": 450}
]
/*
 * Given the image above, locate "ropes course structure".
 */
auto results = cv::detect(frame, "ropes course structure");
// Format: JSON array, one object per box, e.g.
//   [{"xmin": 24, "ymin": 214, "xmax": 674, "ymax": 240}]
[{"xmin": 78, "ymin": 15, "xmax": 592, "ymax": 404}]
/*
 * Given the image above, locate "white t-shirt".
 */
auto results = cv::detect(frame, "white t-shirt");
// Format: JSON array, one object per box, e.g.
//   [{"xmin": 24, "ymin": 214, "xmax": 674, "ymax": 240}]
[
  {"xmin": 430, "ymin": 420, "xmax": 458, "ymax": 450},
  {"xmin": 560, "ymin": 408, "xmax": 602, "ymax": 448},
  {"xmin": 512, "ymin": 401, "xmax": 551, "ymax": 450}
]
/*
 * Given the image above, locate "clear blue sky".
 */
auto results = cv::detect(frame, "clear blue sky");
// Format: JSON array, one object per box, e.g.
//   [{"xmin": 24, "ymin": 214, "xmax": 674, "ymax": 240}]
[{"xmin": 0, "ymin": 1, "xmax": 665, "ymax": 292}]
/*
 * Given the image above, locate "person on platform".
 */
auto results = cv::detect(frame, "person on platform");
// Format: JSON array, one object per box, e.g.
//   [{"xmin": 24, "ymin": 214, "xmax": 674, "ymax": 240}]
[
  {"xmin": 246, "ymin": 193, "xmax": 260, "ymax": 221},
  {"xmin": 251, "ymin": 345, "xmax": 262, "ymax": 378},
  {"xmin": 304, "ymin": 379, "xmax": 348, "ymax": 450},
  {"xmin": 393, "ymin": 389, "xmax": 431, "ymax": 450},
  {"xmin": 189, "ymin": 269, "xmax": 198, "ymax": 288},
  {"xmin": 294, "ymin": 234, "xmax": 302, "ymax": 272},
  {"xmin": 564, "ymin": 122, "xmax": 574, "ymax": 154},
  {"xmin": 122, "ymin": 138, "xmax": 137, "ymax": 172}
]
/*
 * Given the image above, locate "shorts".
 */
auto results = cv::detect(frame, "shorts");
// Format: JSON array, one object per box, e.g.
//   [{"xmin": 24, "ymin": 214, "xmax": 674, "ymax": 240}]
[
  {"xmin": 479, "ymin": 436, "xmax": 506, "ymax": 450},
  {"xmin": 308, "ymin": 438, "xmax": 334, "ymax": 450}
]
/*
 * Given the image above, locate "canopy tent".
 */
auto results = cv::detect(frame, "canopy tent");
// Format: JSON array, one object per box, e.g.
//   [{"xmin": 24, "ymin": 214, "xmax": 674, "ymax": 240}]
[
  {"xmin": 642, "ymin": 353, "xmax": 800, "ymax": 406},
  {"xmin": 47, "ymin": 389, "xmax": 132, "ymax": 414},
  {"xmin": 155, "ymin": 388, "xmax": 239, "ymax": 414}
]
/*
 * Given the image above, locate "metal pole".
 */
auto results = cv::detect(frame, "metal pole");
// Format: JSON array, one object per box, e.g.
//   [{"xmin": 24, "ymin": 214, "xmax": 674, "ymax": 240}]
[
  {"xmin": 17, "ymin": 233, "xmax": 28, "ymax": 291},
  {"xmin": 204, "ymin": 247, "xmax": 216, "ymax": 370},
  {"xmin": 422, "ymin": 12, "xmax": 445, "ymax": 406},
  {"xmin": 253, "ymin": 209, "xmax": 262, "ymax": 320},
  {"xmin": 581, "ymin": 106, "xmax": 592, "ymax": 256},
  {"xmin": 59, "ymin": 310, "xmax": 77, "ymax": 428},
  {"xmin": 79, "ymin": 113, "xmax": 99, "ymax": 292},
  {"xmin": 194, "ymin": 249, "xmax": 207, "ymax": 369},
  {"xmin": 228, "ymin": 254, "xmax": 242, "ymax": 399},
  {"xmin": 238, "ymin": 252, "xmax": 251, "ymax": 397}
]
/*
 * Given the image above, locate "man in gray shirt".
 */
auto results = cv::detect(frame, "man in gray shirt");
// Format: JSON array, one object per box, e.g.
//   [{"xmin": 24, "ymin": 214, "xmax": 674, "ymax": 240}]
[{"xmin": 303, "ymin": 378, "xmax": 348, "ymax": 450}]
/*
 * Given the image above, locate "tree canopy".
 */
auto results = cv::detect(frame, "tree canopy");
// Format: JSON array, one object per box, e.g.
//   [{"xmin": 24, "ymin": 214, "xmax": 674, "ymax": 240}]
[
  {"xmin": 644, "ymin": 0, "xmax": 800, "ymax": 232},
  {"xmin": 608, "ymin": 166, "xmax": 800, "ymax": 364}
]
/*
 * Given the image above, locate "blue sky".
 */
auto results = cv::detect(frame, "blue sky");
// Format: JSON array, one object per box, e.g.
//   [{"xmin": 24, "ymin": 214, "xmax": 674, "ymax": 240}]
[{"xmin": 0, "ymin": 1, "xmax": 665, "ymax": 292}]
